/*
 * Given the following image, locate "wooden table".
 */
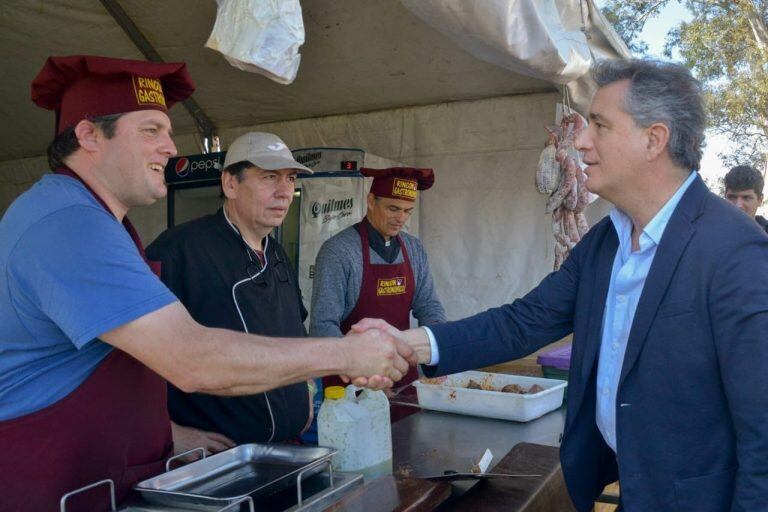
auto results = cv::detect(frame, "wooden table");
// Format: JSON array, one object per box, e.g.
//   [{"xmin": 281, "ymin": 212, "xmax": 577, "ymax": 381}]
[
  {"xmin": 325, "ymin": 475, "xmax": 451, "ymax": 512},
  {"xmin": 450, "ymin": 442, "xmax": 576, "ymax": 511},
  {"xmin": 326, "ymin": 441, "xmax": 574, "ymax": 512},
  {"xmin": 325, "ymin": 442, "xmax": 574, "ymax": 512}
]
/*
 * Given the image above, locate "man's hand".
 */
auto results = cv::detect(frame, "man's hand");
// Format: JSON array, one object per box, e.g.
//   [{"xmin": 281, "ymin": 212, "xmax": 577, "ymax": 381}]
[
  {"xmin": 342, "ymin": 374, "xmax": 395, "ymax": 390},
  {"xmin": 341, "ymin": 328, "xmax": 416, "ymax": 390},
  {"xmin": 350, "ymin": 318, "xmax": 401, "ymax": 337},
  {"xmin": 352, "ymin": 318, "xmax": 433, "ymax": 364},
  {"xmin": 346, "ymin": 319, "xmax": 406, "ymax": 388},
  {"xmin": 171, "ymin": 421, "xmax": 236, "ymax": 458}
]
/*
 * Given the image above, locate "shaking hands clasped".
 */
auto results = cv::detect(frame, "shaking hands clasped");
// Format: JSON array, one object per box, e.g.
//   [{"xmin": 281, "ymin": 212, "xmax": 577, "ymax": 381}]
[{"xmin": 339, "ymin": 318, "xmax": 432, "ymax": 390}]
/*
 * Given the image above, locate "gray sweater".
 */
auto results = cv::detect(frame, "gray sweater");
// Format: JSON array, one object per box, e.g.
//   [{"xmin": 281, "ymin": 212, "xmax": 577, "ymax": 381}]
[{"xmin": 309, "ymin": 225, "xmax": 446, "ymax": 337}]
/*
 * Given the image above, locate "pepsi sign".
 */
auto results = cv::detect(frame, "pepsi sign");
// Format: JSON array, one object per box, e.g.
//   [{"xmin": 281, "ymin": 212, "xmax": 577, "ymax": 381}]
[{"xmin": 165, "ymin": 151, "xmax": 226, "ymax": 185}]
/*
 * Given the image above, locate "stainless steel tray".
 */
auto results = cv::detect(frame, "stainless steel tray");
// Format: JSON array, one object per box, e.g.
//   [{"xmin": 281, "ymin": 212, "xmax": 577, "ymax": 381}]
[{"xmin": 135, "ymin": 444, "xmax": 336, "ymax": 510}]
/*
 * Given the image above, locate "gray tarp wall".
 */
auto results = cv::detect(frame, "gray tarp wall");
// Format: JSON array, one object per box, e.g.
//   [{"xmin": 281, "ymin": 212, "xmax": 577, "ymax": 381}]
[{"xmin": 0, "ymin": 92, "xmax": 610, "ymax": 320}]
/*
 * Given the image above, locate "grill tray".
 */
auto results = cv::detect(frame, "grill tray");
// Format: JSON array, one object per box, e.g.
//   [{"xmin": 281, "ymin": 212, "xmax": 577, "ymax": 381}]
[{"xmin": 135, "ymin": 444, "xmax": 336, "ymax": 509}]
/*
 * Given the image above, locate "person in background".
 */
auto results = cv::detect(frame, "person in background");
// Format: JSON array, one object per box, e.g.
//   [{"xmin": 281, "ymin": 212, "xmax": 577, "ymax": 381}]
[
  {"xmin": 355, "ymin": 59, "xmax": 768, "ymax": 511},
  {"xmin": 147, "ymin": 132, "xmax": 316, "ymax": 453},
  {"xmin": 310, "ymin": 167, "xmax": 446, "ymax": 421},
  {"xmin": 0, "ymin": 55, "xmax": 414, "ymax": 511},
  {"xmin": 723, "ymin": 164, "xmax": 768, "ymax": 233}
]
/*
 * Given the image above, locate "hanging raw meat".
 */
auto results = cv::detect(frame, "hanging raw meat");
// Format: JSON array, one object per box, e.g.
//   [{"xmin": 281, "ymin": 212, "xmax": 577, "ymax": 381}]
[
  {"xmin": 536, "ymin": 130, "xmax": 560, "ymax": 194},
  {"xmin": 536, "ymin": 110, "xmax": 590, "ymax": 270}
]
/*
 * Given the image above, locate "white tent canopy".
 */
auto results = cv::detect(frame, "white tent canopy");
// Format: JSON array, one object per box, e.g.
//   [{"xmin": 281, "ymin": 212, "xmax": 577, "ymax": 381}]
[{"xmin": 0, "ymin": 0, "xmax": 628, "ymax": 318}]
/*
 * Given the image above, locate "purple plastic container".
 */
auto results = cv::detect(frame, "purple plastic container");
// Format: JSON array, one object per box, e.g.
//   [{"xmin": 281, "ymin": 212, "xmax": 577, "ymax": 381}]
[{"xmin": 536, "ymin": 343, "xmax": 571, "ymax": 370}]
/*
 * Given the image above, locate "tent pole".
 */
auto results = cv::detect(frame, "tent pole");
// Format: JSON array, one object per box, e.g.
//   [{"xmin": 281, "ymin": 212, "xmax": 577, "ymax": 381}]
[{"xmin": 99, "ymin": 0, "xmax": 218, "ymax": 153}]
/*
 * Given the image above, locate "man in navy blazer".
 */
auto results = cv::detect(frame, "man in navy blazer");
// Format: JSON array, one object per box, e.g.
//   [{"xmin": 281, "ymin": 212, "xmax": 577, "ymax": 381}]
[{"xmin": 354, "ymin": 59, "xmax": 768, "ymax": 511}]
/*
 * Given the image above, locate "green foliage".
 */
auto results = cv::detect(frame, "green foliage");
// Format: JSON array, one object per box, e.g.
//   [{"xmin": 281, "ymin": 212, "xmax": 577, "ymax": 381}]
[
  {"xmin": 601, "ymin": 0, "xmax": 768, "ymax": 170},
  {"xmin": 601, "ymin": 1, "xmax": 666, "ymax": 54}
]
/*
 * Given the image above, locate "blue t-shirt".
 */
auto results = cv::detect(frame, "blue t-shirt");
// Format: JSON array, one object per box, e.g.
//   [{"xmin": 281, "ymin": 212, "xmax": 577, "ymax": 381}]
[{"xmin": 0, "ymin": 175, "xmax": 177, "ymax": 420}]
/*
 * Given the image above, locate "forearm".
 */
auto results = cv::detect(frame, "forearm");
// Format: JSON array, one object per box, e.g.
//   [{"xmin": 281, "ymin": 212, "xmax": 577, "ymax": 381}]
[
  {"xmin": 177, "ymin": 329, "xmax": 354, "ymax": 395},
  {"xmin": 104, "ymin": 302, "xmax": 357, "ymax": 395}
]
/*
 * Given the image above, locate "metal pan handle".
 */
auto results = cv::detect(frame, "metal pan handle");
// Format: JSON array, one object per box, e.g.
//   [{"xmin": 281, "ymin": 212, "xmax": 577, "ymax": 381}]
[
  {"xmin": 295, "ymin": 458, "xmax": 333, "ymax": 507},
  {"xmin": 60, "ymin": 478, "xmax": 115, "ymax": 512},
  {"xmin": 166, "ymin": 447, "xmax": 206, "ymax": 472},
  {"xmin": 219, "ymin": 495, "xmax": 255, "ymax": 512}
]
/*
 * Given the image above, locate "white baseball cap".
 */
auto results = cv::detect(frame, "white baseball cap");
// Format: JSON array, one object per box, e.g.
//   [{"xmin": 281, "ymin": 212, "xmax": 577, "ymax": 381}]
[{"xmin": 223, "ymin": 132, "xmax": 313, "ymax": 174}]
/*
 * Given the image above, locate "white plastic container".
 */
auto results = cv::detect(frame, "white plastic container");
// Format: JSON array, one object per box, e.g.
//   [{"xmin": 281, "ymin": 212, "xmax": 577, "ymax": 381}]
[
  {"xmin": 317, "ymin": 385, "xmax": 392, "ymax": 481},
  {"xmin": 414, "ymin": 370, "xmax": 567, "ymax": 422}
]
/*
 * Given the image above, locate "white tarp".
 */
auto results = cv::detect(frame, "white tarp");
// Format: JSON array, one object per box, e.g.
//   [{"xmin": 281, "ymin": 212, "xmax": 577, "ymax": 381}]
[
  {"xmin": 400, "ymin": 0, "xmax": 630, "ymax": 111},
  {"xmin": 400, "ymin": 0, "xmax": 593, "ymax": 84},
  {"xmin": 205, "ymin": 0, "xmax": 305, "ymax": 84},
  {"xmin": 0, "ymin": 0, "xmax": 628, "ymax": 321},
  {"xmin": 1, "ymin": 0, "xmax": 629, "ymax": 162}
]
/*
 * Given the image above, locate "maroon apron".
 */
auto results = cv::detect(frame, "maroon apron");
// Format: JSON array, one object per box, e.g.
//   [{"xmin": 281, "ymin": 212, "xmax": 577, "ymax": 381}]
[
  {"xmin": 324, "ymin": 219, "xmax": 418, "ymax": 423},
  {"xmin": 0, "ymin": 168, "xmax": 172, "ymax": 511}
]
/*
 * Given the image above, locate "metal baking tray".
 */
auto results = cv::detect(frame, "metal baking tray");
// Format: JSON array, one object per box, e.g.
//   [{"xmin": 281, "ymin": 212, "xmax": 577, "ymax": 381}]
[
  {"xmin": 414, "ymin": 370, "xmax": 567, "ymax": 422},
  {"xmin": 135, "ymin": 444, "xmax": 336, "ymax": 510}
]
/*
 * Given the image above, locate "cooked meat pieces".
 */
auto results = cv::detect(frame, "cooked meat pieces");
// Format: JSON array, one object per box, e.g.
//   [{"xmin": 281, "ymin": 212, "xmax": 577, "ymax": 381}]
[
  {"xmin": 464, "ymin": 381, "xmax": 546, "ymax": 394},
  {"xmin": 499, "ymin": 383, "xmax": 544, "ymax": 394},
  {"xmin": 467, "ymin": 379, "xmax": 482, "ymax": 389}
]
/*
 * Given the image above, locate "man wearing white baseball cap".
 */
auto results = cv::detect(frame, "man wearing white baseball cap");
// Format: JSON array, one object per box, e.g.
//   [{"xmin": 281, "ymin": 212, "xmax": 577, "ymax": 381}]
[{"xmin": 147, "ymin": 132, "xmax": 315, "ymax": 452}]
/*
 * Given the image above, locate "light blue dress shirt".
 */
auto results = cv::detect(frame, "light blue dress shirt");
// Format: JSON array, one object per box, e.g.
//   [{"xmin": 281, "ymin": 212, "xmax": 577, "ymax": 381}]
[{"xmin": 596, "ymin": 171, "xmax": 696, "ymax": 452}]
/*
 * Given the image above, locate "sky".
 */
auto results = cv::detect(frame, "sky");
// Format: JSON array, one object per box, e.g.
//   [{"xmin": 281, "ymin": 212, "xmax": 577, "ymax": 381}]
[{"xmin": 595, "ymin": 0, "xmax": 730, "ymax": 191}]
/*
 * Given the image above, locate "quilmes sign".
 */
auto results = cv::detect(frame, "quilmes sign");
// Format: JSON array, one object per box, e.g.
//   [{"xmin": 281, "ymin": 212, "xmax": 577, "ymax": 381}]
[
  {"xmin": 292, "ymin": 147, "xmax": 364, "ymax": 172},
  {"xmin": 165, "ymin": 152, "xmax": 225, "ymax": 185},
  {"xmin": 311, "ymin": 197, "xmax": 354, "ymax": 225}
]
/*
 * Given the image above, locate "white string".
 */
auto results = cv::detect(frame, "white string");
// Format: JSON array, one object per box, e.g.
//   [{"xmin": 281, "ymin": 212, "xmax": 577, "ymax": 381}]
[{"xmin": 223, "ymin": 205, "xmax": 276, "ymax": 442}]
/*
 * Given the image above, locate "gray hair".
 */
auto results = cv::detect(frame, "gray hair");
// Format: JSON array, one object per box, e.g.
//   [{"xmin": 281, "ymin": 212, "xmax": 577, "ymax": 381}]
[{"xmin": 592, "ymin": 59, "xmax": 706, "ymax": 171}]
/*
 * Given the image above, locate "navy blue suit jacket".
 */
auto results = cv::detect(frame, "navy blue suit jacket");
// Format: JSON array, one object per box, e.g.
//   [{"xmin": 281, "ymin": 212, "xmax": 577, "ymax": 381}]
[{"xmin": 427, "ymin": 176, "xmax": 768, "ymax": 511}]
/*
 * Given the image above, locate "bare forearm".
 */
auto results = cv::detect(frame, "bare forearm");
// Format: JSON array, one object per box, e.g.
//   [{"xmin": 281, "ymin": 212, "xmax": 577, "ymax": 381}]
[
  {"xmin": 103, "ymin": 302, "xmax": 411, "ymax": 395},
  {"xmin": 183, "ymin": 329, "xmax": 352, "ymax": 395},
  {"xmin": 110, "ymin": 321, "xmax": 350, "ymax": 394}
]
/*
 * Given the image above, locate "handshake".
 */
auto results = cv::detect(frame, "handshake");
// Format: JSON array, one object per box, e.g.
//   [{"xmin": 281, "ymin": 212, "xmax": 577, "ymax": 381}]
[{"xmin": 338, "ymin": 318, "xmax": 433, "ymax": 391}]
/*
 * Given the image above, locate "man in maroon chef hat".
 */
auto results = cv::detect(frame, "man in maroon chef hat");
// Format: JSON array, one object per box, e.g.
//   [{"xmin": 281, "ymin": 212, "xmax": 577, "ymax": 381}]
[
  {"xmin": 310, "ymin": 167, "xmax": 446, "ymax": 421},
  {"xmin": 0, "ymin": 56, "xmax": 414, "ymax": 511}
]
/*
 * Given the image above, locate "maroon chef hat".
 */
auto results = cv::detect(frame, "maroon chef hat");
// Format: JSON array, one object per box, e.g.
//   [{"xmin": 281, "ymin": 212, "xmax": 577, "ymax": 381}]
[
  {"xmin": 31, "ymin": 55, "xmax": 195, "ymax": 134},
  {"xmin": 361, "ymin": 167, "xmax": 435, "ymax": 202}
]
